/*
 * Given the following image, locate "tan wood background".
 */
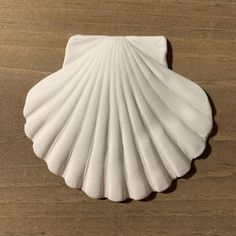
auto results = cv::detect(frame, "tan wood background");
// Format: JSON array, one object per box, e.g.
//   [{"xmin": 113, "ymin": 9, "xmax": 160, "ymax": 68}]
[{"xmin": 0, "ymin": 0, "xmax": 235, "ymax": 235}]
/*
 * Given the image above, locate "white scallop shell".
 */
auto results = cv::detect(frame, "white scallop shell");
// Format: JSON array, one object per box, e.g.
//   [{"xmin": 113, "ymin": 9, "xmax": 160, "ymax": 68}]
[{"xmin": 23, "ymin": 35, "xmax": 213, "ymax": 201}]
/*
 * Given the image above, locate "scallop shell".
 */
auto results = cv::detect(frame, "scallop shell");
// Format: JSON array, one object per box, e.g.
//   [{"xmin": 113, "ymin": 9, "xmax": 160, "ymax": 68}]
[{"xmin": 23, "ymin": 35, "xmax": 213, "ymax": 201}]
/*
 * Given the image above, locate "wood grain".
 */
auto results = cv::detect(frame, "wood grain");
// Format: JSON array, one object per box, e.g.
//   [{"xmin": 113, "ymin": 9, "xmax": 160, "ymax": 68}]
[{"xmin": 0, "ymin": 0, "xmax": 235, "ymax": 235}]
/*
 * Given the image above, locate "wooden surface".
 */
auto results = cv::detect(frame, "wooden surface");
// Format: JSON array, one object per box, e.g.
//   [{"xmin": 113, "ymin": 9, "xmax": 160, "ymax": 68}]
[{"xmin": 0, "ymin": 0, "xmax": 235, "ymax": 235}]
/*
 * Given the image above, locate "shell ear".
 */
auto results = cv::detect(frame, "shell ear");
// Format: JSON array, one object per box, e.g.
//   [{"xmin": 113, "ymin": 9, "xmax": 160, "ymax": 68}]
[
  {"xmin": 63, "ymin": 35, "xmax": 105, "ymax": 66},
  {"xmin": 63, "ymin": 36, "xmax": 168, "ymax": 68},
  {"xmin": 126, "ymin": 36, "xmax": 168, "ymax": 67}
]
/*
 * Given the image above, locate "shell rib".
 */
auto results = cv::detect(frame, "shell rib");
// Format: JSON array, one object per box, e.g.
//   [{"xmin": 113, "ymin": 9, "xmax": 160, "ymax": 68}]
[{"xmin": 23, "ymin": 35, "xmax": 212, "ymax": 201}]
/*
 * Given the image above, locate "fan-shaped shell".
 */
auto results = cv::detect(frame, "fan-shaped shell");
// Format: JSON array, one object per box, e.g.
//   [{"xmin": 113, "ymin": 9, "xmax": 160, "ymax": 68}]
[{"xmin": 23, "ymin": 35, "xmax": 212, "ymax": 201}]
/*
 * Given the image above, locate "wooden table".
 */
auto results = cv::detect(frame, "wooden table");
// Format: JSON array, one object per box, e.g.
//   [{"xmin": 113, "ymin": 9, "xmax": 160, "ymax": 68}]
[{"xmin": 0, "ymin": 1, "xmax": 235, "ymax": 235}]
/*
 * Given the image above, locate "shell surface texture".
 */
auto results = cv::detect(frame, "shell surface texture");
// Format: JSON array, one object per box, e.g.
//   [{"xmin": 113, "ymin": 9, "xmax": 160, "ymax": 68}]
[{"xmin": 23, "ymin": 35, "xmax": 213, "ymax": 202}]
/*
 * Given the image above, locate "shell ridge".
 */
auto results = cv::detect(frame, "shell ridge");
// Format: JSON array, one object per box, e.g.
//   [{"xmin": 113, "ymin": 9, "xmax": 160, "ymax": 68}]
[
  {"xmin": 112, "ymin": 40, "xmax": 131, "ymax": 199},
  {"xmin": 114, "ymin": 43, "xmax": 129, "ymax": 200},
  {"xmin": 125, "ymin": 40, "xmax": 206, "ymax": 158},
  {"xmin": 115, "ymin": 41, "xmax": 151, "ymax": 199},
  {"xmin": 104, "ymin": 68, "xmax": 112, "ymax": 199},
  {"xmin": 80, "ymin": 40, "xmax": 114, "ymax": 191},
  {"xmin": 120, "ymin": 40, "xmax": 157, "ymax": 191},
  {"xmin": 105, "ymin": 40, "xmax": 128, "ymax": 201},
  {"xmin": 103, "ymin": 40, "xmax": 114, "ymax": 199},
  {"xmin": 81, "ymin": 40, "xmax": 116, "ymax": 197},
  {"xmin": 103, "ymin": 39, "xmax": 126, "ymax": 200},
  {"xmin": 126, "ymin": 39, "xmax": 212, "ymax": 124},
  {"xmin": 74, "ymin": 40, "xmax": 113, "ymax": 189}
]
